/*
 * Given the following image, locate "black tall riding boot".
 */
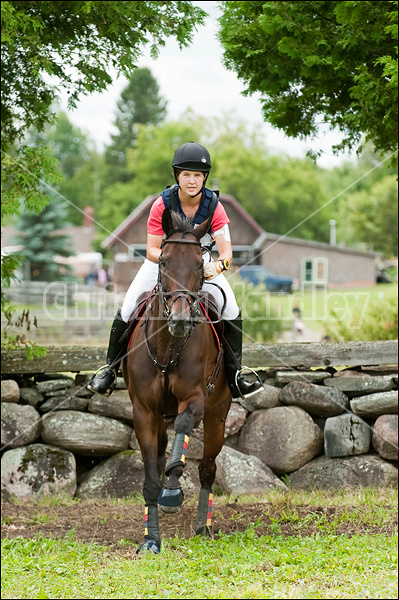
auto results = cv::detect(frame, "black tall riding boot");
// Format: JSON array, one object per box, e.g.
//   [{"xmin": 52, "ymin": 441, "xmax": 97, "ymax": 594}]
[
  {"xmin": 87, "ymin": 309, "xmax": 128, "ymax": 397},
  {"xmin": 223, "ymin": 314, "xmax": 264, "ymax": 399}
]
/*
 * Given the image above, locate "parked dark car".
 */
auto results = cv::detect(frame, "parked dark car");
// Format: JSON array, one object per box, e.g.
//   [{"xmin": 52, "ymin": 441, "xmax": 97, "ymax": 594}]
[{"xmin": 239, "ymin": 265, "xmax": 293, "ymax": 293}]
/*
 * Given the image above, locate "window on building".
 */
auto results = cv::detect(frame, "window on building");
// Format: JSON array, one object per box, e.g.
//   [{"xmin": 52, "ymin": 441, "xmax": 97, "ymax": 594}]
[
  {"xmin": 301, "ymin": 257, "xmax": 328, "ymax": 286},
  {"xmin": 128, "ymin": 244, "xmax": 147, "ymax": 262}
]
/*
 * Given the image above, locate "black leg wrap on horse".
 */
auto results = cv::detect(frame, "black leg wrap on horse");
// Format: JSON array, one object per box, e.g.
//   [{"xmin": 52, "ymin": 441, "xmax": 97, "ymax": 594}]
[
  {"xmin": 196, "ymin": 487, "xmax": 213, "ymax": 536},
  {"xmin": 165, "ymin": 432, "xmax": 190, "ymax": 476},
  {"xmin": 164, "ymin": 410, "xmax": 195, "ymax": 475},
  {"xmin": 141, "ymin": 504, "xmax": 161, "ymax": 551}
]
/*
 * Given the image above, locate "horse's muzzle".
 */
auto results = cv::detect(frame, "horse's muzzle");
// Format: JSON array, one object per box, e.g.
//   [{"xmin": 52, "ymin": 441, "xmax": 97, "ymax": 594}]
[{"xmin": 167, "ymin": 314, "xmax": 193, "ymax": 338}]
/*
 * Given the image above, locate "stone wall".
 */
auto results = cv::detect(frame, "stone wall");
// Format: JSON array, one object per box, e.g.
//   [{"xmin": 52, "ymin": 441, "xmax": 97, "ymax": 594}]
[{"xmin": 1, "ymin": 361, "xmax": 398, "ymax": 501}]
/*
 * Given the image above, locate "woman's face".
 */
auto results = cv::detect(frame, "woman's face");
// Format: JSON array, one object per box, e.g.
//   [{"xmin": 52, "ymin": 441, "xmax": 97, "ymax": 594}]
[{"xmin": 177, "ymin": 170, "xmax": 206, "ymax": 198}]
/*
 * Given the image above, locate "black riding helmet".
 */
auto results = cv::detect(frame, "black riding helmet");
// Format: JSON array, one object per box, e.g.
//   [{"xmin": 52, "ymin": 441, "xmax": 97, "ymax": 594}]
[{"xmin": 172, "ymin": 142, "xmax": 211, "ymax": 183}]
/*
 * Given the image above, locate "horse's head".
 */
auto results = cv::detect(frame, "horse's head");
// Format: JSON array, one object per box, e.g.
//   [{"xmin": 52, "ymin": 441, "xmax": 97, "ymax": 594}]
[{"xmin": 159, "ymin": 208, "xmax": 212, "ymax": 338}]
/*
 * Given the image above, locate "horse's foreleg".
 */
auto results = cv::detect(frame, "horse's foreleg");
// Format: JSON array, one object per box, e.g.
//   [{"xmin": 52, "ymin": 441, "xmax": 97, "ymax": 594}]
[
  {"xmin": 196, "ymin": 397, "xmax": 230, "ymax": 536},
  {"xmin": 134, "ymin": 408, "xmax": 163, "ymax": 554},
  {"xmin": 158, "ymin": 406, "xmax": 197, "ymax": 512},
  {"xmin": 157, "ymin": 416, "xmax": 168, "ymax": 480}
]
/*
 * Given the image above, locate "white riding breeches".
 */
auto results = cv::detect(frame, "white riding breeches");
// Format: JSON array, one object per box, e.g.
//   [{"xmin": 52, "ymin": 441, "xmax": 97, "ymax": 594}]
[{"xmin": 120, "ymin": 258, "xmax": 240, "ymax": 323}]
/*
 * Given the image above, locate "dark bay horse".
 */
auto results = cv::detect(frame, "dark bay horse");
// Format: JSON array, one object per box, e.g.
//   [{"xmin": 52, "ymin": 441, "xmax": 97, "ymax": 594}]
[{"xmin": 123, "ymin": 208, "xmax": 231, "ymax": 554}]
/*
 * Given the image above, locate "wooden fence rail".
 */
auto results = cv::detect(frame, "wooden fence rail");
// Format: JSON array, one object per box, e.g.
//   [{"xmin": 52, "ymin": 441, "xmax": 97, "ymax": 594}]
[{"xmin": 1, "ymin": 340, "xmax": 397, "ymax": 375}]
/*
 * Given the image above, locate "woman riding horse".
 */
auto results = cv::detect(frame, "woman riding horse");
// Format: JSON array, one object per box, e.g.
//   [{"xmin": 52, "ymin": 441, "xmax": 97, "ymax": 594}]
[{"xmin": 88, "ymin": 142, "xmax": 263, "ymax": 400}]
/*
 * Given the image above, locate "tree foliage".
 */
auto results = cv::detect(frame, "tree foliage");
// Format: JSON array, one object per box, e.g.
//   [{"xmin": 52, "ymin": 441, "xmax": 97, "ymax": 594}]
[
  {"xmin": 1, "ymin": 1, "xmax": 206, "ymax": 149},
  {"xmin": 1, "ymin": 0, "xmax": 206, "ymax": 352},
  {"xmin": 104, "ymin": 68, "xmax": 167, "ymax": 185},
  {"xmin": 218, "ymin": 1, "xmax": 398, "ymax": 160},
  {"xmin": 14, "ymin": 200, "xmax": 75, "ymax": 281}
]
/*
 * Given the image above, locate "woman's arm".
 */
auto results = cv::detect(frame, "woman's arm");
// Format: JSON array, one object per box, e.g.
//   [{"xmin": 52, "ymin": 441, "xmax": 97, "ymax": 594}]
[
  {"xmin": 146, "ymin": 233, "xmax": 164, "ymax": 263},
  {"xmin": 215, "ymin": 233, "xmax": 233, "ymax": 265}
]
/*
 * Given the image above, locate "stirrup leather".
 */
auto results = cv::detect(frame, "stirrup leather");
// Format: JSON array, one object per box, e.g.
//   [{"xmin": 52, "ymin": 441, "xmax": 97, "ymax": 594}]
[
  {"xmin": 235, "ymin": 366, "xmax": 264, "ymax": 399},
  {"xmin": 87, "ymin": 365, "xmax": 118, "ymax": 397}
]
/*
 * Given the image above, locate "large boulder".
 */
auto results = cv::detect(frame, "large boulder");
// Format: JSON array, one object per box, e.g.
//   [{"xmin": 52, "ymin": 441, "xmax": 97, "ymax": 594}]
[
  {"xmin": 290, "ymin": 455, "xmax": 398, "ymax": 490},
  {"xmin": 279, "ymin": 381, "xmax": 349, "ymax": 417},
  {"xmin": 1, "ymin": 443, "xmax": 76, "ymax": 501},
  {"xmin": 1, "ymin": 403, "xmax": 41, "ymax": 449},
  {"xmin": 215, "ymin": 446, "xmax": 287, "ymax": 494},
  {"xmin": 76, "ymin": 450, "xmax": 144, "ymax": 499},
  {"xmin": 35, "ymin": 378, "xmax": 75, "ymax": 394},
  {"xmin": 238, "ymin": 384, "xmax": 281, "ymax": 412},
  {"xmin": 19, "ymin": 387, "xmax": 44, "ymax": 408},
  {"xmin": 1, "ymin": 379, "xmax": 20, "ymax": 403},
  {"xmin": 41, "ymin": 410, "xmax": 132, "ymax": 456},
  {"xmin": 350, "ymin": 391, "xmax": 398, "ymax": 418},
  {"xmin": 324, "ymin": 414, "xmax": 371, "ymax": 457},
  {"xmin": 324, "ymin": 374, "xmax": 396, "ymax": 396},
  {"xmin": 372, "ymin": 415, "xmax": 398, "ymax": 461},
  {"xmin": 238, "ymin": 406, "xmax": 323, "ymax": 475},
  {"xmin": 224, "ymin": 403, "xmax": 247, "ymax": 437},
  {"xmin": 88, "ymin": 390, "xmax": 134, "ymax": 424}
]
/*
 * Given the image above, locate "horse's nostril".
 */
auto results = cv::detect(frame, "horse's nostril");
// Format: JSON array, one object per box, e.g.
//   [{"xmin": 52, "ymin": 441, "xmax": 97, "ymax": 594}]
[{"xmin": 168, "ymin": 315, "xmax": 192, "ymax": 338}]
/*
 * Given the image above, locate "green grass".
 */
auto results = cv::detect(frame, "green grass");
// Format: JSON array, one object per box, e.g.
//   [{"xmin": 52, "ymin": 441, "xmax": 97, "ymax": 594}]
[
  {"xmin": 266, "ymin": 283, "xmax": 398, "ymax": 333},
  {"xmin": 2, "ymin": 489, "xmax": 398, "ymax": 599},
  {"xmin": 2, "ymin": 532, "xmax": 397, "ymax": 599}
]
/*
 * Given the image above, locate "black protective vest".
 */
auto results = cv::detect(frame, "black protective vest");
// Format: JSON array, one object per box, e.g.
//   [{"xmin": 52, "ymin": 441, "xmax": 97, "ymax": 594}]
[{"xmin": 161, "ymin": 184, "xmax": 219, "ymax": 228}]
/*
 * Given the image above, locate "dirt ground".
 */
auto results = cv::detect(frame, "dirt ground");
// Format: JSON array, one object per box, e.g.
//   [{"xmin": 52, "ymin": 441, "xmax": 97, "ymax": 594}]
[{"xmin": 2, "ymin": 498, "xmax": 397, "ymax": 557}]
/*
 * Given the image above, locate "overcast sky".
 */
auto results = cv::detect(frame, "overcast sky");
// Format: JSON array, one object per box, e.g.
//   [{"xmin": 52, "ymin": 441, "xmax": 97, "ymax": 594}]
[{"xmin": 59, "ymin": 1, "xmax": 355, "ymax": 169}]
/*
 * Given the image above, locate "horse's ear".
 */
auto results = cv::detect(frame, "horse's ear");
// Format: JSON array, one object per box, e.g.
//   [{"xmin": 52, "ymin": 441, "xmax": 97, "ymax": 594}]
[
  {"xmin": 194, "ymin": 215, "xmax": 213, "ymax": 241},
  {"xmin": 162, "ymin": 208, "xmax": 175, "ymax": 237}
]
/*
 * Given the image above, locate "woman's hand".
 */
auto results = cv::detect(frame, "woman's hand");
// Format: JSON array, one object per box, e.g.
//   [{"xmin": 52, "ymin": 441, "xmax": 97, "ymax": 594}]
[{"xmin": 203, "ymin": 261, "xmax": 223, "ymax": 280}]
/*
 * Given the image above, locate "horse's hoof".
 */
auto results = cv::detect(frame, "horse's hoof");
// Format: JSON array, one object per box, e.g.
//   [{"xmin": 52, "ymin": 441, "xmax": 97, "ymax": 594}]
[
  {"xmin": 158, "ymin": 486, "xmax": 184, "ymax": 512},
  {"xmin": 195, "ymin": 525, "xmax": 212, "ymax": 537},
  {"xmin": 136, "ymin": 539, "xmax": 161, "ymax": 555},
  {"xmin": 159, "ymin": 504, "xmax": 181, "ymax": 514}
]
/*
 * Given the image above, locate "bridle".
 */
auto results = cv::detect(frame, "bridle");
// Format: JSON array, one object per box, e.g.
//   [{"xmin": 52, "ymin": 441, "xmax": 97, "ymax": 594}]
[{"xmin": 157, "ymin": 235, "xmax": 204, "ymax": 321}]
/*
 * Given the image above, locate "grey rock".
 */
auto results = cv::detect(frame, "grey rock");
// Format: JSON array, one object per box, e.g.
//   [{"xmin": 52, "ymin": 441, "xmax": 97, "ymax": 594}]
[
  {"xmin": 324, "ymin": 374, "xmax": 395, "ymax": 396},
  {"xmin": 41, "ymin": 410, "xmax": 132, "ymax": 456},
  {"xmin": 238, "ymin": 384, "xmax": 281, "ymax": 412},
  {"xmin": 1, "ymin": 403, "xmax": 41, "ymax": 449},
  {"xmin": 129, "ymin": 429, "xmax": 141, "ymax": 451},
  {"xmin": 372, "ymin": 415, "xmax": 398, "ymax": 461},
  {"xmin": 290, "ymin": 454, "xmax": 398, "ymax": 490},
  {"xmin": 276, "ymin": 370, "xmax": 332, "ymax": 384},
  {"xmin": 238, "ymin": 406, "xmax": 323, "ymax": 475},
  {"xmin": 224, "ymin": 403, "xmax": 247, "ymax": 437},
  {"xmin": 88, "ymin": 390, "xmax": 133, "ymax": 424},
  {"xmin": 350, "ymin": 391, "xmax": 398, "ymax": 418},
  {"xmin": 223, "ymin": 432, "xmax": 240, "ymax": 451},
  {"xmin": 215, "ymin": 446, "xmax": 287, "ymax": 494},
  {"xmin": 1, "ymin": 443, "xmax": 76, "ymax": 501},
  {"xmin": 77, "ymin": 450, "xmax": 144, "ymax": 499},
  {"xmin": 36, "ymin": 379, "xmax": 75, "ymax": 394},
  {"xmin": 176, "ymin": 459, "xmax": 201, "ymax": 497},
  {"xmin": 1, "ymin": 379, "xmax": 20, "ymax": 403},
  {"xmin": 279, "ymin": 381, "xmax": 349, "ymax": 417},
  {"xmin": 40, "ymin": 395, "xmax": 89, "ymax": 413},
  {"xmin": 19, "ymin": 387, "xmax": 44, "ymax": 408},
  {"xmin": 324, "ymin": 414, "xmax": 371, "ymax": 457}
]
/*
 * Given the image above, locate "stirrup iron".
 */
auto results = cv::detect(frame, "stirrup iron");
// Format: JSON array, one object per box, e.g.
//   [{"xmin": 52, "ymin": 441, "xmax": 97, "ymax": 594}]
[
  {"xmin": 87, "ymin": 365, "xmax": 118, "ymax": 397},
  {"xmin": 235, "ymin": 366, "xmax": 264, "ymax": 399}
]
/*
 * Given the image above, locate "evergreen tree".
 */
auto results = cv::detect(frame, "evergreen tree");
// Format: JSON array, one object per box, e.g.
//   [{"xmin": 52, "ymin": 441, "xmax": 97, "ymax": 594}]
[
  {"xmin": 14, "ymin": 200, "xmax": 75, "ymax": 281},
  {"xmin": 104, "ymin": 68, "xmax": 167, "ymax": 184}
]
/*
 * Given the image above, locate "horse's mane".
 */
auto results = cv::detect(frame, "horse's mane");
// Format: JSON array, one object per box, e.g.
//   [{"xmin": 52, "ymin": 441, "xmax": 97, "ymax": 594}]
[{"xmin": 169, "ymin": 212, "xmax": 196, "ymax": 237}]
